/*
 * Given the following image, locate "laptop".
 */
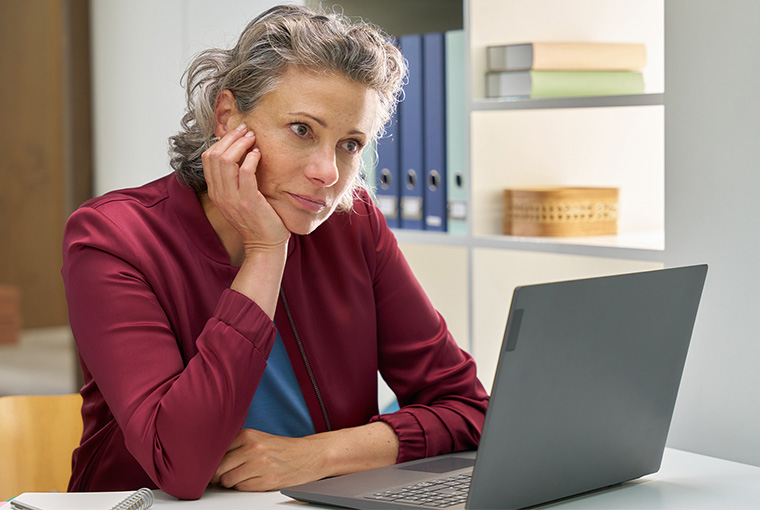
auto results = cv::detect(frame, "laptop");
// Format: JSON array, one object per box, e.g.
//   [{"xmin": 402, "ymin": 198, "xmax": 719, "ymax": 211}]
[{"xmin": 281, "ymin": 265, "xmax": 708, "ymax": 509}]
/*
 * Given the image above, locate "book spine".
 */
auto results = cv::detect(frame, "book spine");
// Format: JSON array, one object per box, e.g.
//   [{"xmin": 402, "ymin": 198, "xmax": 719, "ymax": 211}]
[
  {"xmin": 486, "ymin": 70, "xmax": 644, "ymax": 99},
  {"xmin": 529, "ymin": 70, "xmax": 644, "ymax": 98},
  {"xmin": 532, "ymin": 42, "xmax": 647, "ymax": 71},
  {"xmin": 486, "ymin": 42, "xmax": 647, "ymax": 71}
]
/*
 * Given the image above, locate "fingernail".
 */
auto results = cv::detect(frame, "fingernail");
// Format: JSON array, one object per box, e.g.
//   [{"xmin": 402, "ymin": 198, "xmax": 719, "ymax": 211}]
[
  {"xmin": 252, "ymin": 147, "xmax": 260, "ymax": 152},
  {"xmin": 236, "ymin": 123, "xmax": 247, "ymax": 131},
  {"xmin": 245, "ymin": 130, "xmax": 255, "ymax": 138}
]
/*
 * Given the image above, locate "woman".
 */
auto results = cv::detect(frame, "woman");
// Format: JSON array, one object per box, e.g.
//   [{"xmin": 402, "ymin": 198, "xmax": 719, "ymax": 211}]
[{"xmin": 63, "ymin": 4, "xmax": 488, "ymax": 500}]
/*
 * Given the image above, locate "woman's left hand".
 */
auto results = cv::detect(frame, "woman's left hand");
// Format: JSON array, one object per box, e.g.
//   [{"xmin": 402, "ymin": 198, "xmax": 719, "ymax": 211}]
[
  {"xmin": 210, "ymin": 428, "xmax": 326, "ymax": 492},
  {"xmin": 211, "ymin": 422, "xmax": 399, "ymax": 492}
]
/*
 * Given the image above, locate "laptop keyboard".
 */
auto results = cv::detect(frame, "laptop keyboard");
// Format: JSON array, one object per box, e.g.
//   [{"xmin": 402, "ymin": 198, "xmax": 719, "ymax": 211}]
[{"xmin": 364, "ymin": 473, "xmax": 471, "ymax": 507}]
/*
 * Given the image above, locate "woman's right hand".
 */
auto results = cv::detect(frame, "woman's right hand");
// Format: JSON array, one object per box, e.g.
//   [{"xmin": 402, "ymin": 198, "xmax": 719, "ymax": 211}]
[{"xmin": 201, "ymin": 123, "xmax": 291, "ymax": 254}]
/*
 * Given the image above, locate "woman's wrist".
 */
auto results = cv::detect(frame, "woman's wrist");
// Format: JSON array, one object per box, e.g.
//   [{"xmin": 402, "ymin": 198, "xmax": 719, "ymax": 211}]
[
  {"xmin": 230, "ymin": 242, "xmax": 288, "ymax": 319},
  {"xmin": 314, "ymin": 421, "xmax": 400, "ymax": 479},
  {"xmin": 241, "ymin": 235, "xmax": 290, "ymax": 258}
]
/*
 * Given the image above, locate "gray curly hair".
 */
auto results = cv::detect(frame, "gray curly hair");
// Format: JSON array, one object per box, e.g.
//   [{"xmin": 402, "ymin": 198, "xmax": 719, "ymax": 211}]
[{"xmin": 169, "ymin": 4, "xmax": 407, "ymax": 211}]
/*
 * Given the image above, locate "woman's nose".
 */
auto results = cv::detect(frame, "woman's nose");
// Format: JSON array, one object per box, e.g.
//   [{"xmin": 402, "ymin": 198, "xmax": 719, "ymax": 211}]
[{"xmin": 305, "ymin": 145, "xmax": 340, "ymax": 187}]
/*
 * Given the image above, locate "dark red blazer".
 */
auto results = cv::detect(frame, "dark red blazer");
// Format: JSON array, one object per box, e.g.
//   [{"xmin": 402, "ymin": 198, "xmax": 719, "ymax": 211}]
[{"xmin": 62, "ymin": 174, "xmax": 488, "ymax": 499}]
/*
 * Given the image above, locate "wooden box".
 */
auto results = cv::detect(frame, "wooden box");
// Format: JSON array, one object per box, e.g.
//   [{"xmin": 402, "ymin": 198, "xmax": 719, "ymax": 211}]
[{"xmin": 503, "ymin": 187, "xmax": 619, "ymax": 237}]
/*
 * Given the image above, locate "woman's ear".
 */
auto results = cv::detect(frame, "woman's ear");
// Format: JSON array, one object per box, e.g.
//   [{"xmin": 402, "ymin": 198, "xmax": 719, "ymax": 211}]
[{"xmin": 213, "ymin": 90, "xmax": 240, "ymax": 137}]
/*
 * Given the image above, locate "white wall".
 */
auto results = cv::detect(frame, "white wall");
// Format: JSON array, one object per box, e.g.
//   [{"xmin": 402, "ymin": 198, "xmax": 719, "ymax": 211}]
[
  {"xmin": 90, "ymin": 0, "xmax": 292, "ymax": 195},
  {"xmin": 664, "ymin": 0, "xmax": 760, "ymax": 467}
]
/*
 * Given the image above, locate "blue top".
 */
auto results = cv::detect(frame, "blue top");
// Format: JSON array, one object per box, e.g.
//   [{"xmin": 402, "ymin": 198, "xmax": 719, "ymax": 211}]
[{"xmin": 243, "ymin": 328, "xmax": 315, "ymax": 437}]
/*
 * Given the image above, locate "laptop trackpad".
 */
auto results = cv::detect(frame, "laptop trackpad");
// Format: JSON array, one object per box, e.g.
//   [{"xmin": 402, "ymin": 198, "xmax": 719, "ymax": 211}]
[{"xmin": 397, "ymin": 457, "xmax": 476, "ymax": 474}]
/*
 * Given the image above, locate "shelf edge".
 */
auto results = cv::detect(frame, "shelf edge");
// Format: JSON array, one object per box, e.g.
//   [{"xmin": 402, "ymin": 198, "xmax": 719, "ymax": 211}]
[
  {"xmin": 472, "ymin": 93, "xmax": 664, "ymax": 111},
  {"xmin": 393, "ymin": 230, "xmax": 665, "ymax": 262}
]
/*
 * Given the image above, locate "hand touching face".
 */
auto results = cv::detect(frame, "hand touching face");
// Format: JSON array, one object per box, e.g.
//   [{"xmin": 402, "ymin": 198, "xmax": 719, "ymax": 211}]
[
  {"xmin": 202, "ymin": 124, "xmax": 291, "ymax": 255},
  {"xmin": 213, "ymin": 66, "xmax": 380, "ymax": 236}
]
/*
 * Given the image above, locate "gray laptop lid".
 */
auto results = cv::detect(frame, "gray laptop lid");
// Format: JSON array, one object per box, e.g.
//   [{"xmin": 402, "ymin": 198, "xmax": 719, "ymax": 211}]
[
  {"xmin": 468, "ymin": 264, "xmax": 707, "ymax": 509},
  {"xmin": 282, "ymin": 265, "xmax": 708, "ymax": 510}
]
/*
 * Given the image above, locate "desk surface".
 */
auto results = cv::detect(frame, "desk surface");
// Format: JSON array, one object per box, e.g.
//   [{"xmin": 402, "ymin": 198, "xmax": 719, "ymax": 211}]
[{"xmin": 141, "ymin": 448, "xmax": 760, "ymax": 509}]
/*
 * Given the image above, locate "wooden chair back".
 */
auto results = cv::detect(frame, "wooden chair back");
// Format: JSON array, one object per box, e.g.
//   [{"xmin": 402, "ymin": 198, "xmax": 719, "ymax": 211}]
[{"xmin": 0, "ymin": 393, "xmax": 83, "ymax": 500}]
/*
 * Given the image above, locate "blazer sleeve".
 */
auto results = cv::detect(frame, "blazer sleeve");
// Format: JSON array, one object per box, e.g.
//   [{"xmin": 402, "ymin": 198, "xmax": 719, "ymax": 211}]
[
  {"xmin": 62, "ymin": 206, "xmax": 276, "ymax": 499},
  {"xmin": 362, "ymin": 197, "xmax": 489, "ymax": 463}
]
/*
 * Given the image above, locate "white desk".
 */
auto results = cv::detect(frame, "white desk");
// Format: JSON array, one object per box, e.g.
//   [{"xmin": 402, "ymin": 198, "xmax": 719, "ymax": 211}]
[{"xmin": 147, "ymin": 448, "xmax": 760, "ymax": 509}]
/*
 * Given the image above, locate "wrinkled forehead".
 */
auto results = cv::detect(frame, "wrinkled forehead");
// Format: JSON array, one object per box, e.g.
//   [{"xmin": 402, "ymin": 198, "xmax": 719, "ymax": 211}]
[{"xmin": 256, "ymin": 66, "xmax": 383, "ymax": 137}]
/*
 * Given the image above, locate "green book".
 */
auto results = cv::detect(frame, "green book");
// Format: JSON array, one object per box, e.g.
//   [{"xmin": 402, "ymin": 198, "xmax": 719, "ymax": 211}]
[{"xmin": 485, "ymin": 70, "xmax": 644, "ymax": 99}]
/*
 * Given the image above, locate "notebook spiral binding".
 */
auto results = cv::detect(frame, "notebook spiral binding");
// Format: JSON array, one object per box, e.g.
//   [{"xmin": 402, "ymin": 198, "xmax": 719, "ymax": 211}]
[{"xmin": 110, "ymin": 488, "xmax": 154, "ymax": 510}]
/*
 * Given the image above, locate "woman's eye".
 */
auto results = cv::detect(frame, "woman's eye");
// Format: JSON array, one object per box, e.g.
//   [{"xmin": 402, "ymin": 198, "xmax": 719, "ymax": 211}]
[
  {"xmin": 341, "ymin": 140, "xmax": 362, "ymax": 154},
  {"xmin": 290, "ymin": 123, "xmax": 310, "ymax": 137}
]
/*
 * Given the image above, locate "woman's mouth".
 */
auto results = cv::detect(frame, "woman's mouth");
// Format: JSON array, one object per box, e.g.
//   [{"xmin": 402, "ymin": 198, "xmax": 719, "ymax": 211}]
[{"xmin": 287, "ymin": 192, "xmax": 326, "ymax": 212}]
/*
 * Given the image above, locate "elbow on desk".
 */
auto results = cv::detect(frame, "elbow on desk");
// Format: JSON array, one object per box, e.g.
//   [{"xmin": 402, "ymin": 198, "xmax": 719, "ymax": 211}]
[
  {"xmin": 145, "ymin": 450, "xmax": 216, "ymax": 500},
  {"xmin": 124, "ymin": 416, "xmax": 235, "ymax": 500},
  {"xmin": 154, "ymin": 474, "xmax": 208, "ymax": 501},
  {"xmin": 145, "ymin": 447, "xmax": 217, "ymax": 500}
]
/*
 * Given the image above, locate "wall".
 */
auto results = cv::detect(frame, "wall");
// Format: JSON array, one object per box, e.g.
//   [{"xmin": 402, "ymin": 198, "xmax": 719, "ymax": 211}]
[
  {"xmin": 90, "ymin": 0, "xmax": 288, "ymax": 195},
  {"xmin": 0, "ymin": 0, "xmax": 91, "ymax": 328},
  {"xmin": 664, "ymin": 0, "xmax": 760, "ymax": 467}
]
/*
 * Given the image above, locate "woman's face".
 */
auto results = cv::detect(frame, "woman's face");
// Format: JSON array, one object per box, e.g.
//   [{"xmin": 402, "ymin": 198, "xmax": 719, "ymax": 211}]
[{"xmin": 226, "ymin": 67, "xmax": 379, "ymax": 236}]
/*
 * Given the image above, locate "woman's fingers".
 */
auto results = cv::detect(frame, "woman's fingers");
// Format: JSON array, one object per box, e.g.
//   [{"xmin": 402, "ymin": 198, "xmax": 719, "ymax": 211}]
[
  {"xmin": 237, "ymin": 146, "xmax": 261, "ymax": 204},
  {"xmin": 203, "ymin": 124, "xmax": 257, "ymax": 202},
  {"xmin": 212, "ymin": 123, "xmax": 249, "ymax": 154},
  {"xmin": 213, "ymin": 429, "xmax": 321, "ymax": 492},
  {"xmin": 200, "ymin": 124, "xmax": 289, "ymax": 249}
]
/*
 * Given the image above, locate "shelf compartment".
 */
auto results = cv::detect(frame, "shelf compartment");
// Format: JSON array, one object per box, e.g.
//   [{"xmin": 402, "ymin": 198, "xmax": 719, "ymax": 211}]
[{"xmin": 470, "ymin": 105, "xmax": 664, "ymax": 245}]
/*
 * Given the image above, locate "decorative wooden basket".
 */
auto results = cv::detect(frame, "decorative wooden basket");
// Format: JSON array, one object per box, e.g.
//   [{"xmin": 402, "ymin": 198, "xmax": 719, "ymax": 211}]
[{"xmin": 503, "ymin": 187, "xmax": 619, "ymax": 237}]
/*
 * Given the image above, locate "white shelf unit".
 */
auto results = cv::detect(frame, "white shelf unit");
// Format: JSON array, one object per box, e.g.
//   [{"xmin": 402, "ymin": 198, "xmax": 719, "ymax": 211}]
[{"xmin": 381, "ymin": 0, "xmax": 666, "ymax": 389}]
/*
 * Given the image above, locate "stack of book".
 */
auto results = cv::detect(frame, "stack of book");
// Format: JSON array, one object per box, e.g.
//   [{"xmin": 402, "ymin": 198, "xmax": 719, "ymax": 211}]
[
  {"xmin": 373, "ymin": 30, "xmax": 467, "ymax": 234},
  {"xmin": 485, "ymin": 41, "xmax": 647, "ymax": 99},
  {"xmin": 0, "ymin": 284, "xmax": 21, "ymax": 344}
]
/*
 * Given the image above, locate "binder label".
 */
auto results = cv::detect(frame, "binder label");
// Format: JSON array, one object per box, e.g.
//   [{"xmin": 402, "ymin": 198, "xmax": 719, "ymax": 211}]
[
  {"xmin": 448, "ymin": 201, "xmax": 468, "ymax": 220},
  {"xmin": 401, "ymin": 197, "xmax": 423, "ymax": 220},
  {"xmin": 377, "ymin": 195, "xmax": 398, "ymax": 219},
  {"xmin": 426, "ymin": 215, "xmax": 443, "ymax": 228}
]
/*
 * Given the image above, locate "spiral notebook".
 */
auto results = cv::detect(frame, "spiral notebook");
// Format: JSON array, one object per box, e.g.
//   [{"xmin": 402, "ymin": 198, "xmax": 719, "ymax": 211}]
[{"xmin": 11, "ymin": 488, "xmax": 153, "ymax": 510}]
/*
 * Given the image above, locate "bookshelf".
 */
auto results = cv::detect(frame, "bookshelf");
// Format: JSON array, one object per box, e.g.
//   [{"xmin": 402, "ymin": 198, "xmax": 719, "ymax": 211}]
[{"xmin": 327, "ymin": 0, "xmax": 665, "ymax": 390}]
